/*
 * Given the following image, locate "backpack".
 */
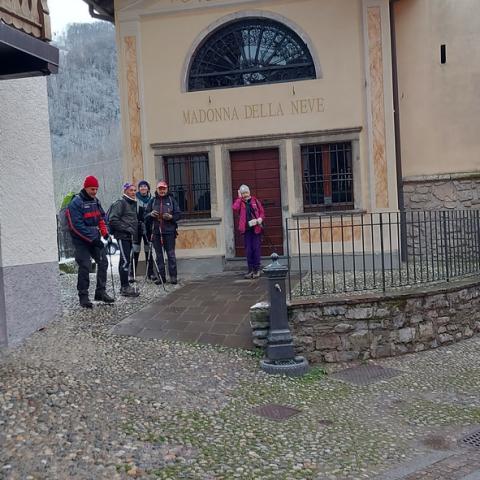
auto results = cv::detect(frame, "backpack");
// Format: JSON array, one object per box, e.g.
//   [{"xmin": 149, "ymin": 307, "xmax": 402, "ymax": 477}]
[
  {"xmin": 58, "ymin": 192, "xmax": 77, "ymax": 233},
  {"xmin": 105, "ymin": 198, "xmax": 126, "ymax": 236}
]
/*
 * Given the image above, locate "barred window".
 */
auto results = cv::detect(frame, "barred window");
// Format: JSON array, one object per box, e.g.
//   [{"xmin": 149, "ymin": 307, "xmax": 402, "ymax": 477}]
[
  {"xmin": 301, "ymin": 142, "xmax": 353, "ymax": 212},
  {"xmin": 164, "ymin": 154, "xmax": 211, "ymax": 218},
  {"xmin": 188, "ymin": 18, "xmax": 316, "ymax": 92}
]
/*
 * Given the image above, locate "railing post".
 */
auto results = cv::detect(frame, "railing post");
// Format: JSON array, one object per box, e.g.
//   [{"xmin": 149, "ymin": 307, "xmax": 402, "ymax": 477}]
[
  {"xmin": 260, "ymin": 253, "xmax": 309, "ymax": 376},
  {"xmin": 442, "ymin": 211, "xmax": 450, "ymax": 282}
]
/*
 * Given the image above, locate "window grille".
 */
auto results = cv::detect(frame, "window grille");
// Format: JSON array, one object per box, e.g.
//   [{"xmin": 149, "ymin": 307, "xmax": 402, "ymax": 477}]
[
  {"xmin": 164, "ymin": 154, "xmax": 211, "ymax": 218},
  {"xmin": 188, "ymin": 18, "xmax": 316, "ymax": 91},
  {"xmin": 301, "ymin": 142, "xmax": 353, "ymax": 212}
]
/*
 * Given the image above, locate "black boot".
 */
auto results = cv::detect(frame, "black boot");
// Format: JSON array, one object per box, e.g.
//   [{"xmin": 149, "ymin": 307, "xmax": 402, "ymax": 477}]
[
  {"xmin": 94, "ymin": 291, "xmax": 115, "ymax": 303},
  {"xmin": 120, "ymin": 286, "xmax": 140, "ymax": 297},
  {"xmin": 79, "ymin": 296, "xmax": 93, "ymax": 309},
  {"xmin": 170, "ymin": 276, "xmax": 177, "ymax": 285}
]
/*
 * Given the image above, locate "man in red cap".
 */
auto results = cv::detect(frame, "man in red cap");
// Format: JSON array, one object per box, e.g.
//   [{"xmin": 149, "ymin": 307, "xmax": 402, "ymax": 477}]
[
  {"xmin": 145, "ymin": 180, "xmax": 181, "ymax": 284},
  {"xmin": 66, "ymin": 175, "xmax": 115, "ymax": 308}
]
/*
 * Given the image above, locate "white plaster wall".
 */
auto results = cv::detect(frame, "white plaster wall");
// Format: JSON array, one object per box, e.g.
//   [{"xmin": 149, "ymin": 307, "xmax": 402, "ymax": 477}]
[{"xmin": 0, "ymin": 77, "xmax": 58, "ymax": 267}]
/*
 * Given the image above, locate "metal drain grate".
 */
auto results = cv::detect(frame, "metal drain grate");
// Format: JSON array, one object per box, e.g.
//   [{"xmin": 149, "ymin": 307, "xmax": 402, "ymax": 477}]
[
  {"xmin": 462, "ymin": 430, "xmax": 480, "ymax": 448},
  {"xmin": 251, "ymin": 403, "xmax": 301, "ymax": 421},
  {"xmin": 330, "ymin": 364, "xmax": 402, "ymax": 386}
]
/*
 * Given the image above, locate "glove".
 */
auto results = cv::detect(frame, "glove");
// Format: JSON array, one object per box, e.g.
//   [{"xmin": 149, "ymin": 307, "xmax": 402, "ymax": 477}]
[
  {"xmin": 162, "ymin": 213, "xmax": 173, "ymax": 220},
  {"xmin": 92, "ymin": 238, "xmax": 104, "ymax": 248},
  {"xmin": 257, "ymin": 217, "xmax": 263, "ymax": 225}
]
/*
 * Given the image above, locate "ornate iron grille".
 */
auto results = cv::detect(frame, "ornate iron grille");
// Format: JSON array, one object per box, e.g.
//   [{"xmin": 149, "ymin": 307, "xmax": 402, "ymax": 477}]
[
  {"xmin": 302, "ymin": 142, "xmax": 353, "ymax": 212},
  {"xmin": 188, "ymin": 18, "xmax": 316, "ymax": 91},
  {"xmin": 164, "ymin": 154, "xmax": 211, "ymax": 218}
]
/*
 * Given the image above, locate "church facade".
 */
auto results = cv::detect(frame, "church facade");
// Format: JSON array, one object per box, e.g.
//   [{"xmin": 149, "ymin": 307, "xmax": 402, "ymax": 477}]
[{"xmin": 86, "ymin": 0, "xmax": 480, "ymax": 273}]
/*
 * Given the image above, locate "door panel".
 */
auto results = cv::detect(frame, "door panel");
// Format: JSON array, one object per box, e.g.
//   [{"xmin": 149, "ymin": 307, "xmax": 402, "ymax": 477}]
[{"xmin": 231, "ymin": 148, "xmax": 284, "ymax": 257}]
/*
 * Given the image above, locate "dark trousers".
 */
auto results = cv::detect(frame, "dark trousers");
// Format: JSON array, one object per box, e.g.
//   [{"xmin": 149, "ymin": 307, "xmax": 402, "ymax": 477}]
[
  {"xmin": 118, "ymin": 238, "xmax": 133, "ymax": 288},
  {"xmin": 132, "ymin": 233, "xmax": 154, "ymax": 277},
  {"xmin": 152, "ymin": 234, "xmax": 177, "ymax": 280},
  {"xmin": 244, "ymin": 229, "xmax": 262, "ymax": 272},
  {"xmin": 73, "ymin": 239, "xmax": 108, "ymax": 297}
]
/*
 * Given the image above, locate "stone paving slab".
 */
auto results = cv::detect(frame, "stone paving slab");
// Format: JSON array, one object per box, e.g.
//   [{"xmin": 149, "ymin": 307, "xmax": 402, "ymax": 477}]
[{"xmin": 110, "ymin": 272, "xmax": 267, "ymax": 348}]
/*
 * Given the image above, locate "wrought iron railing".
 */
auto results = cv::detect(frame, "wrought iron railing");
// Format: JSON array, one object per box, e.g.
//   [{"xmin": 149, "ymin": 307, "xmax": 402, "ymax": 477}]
[{"xmin": 286, "ymin": 210, "xmax": 480, "ymax": 299}]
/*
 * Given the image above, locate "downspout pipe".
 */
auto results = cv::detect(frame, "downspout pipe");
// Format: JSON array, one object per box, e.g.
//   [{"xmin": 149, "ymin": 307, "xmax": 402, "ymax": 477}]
[{"xmin": 389, "ymin": 0, "xmax": 407, "ymax": 261}]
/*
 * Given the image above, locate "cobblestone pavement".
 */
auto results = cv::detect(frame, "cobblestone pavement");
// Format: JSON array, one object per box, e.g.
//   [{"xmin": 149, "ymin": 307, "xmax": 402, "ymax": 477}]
[{"xmin": 2, "ymin": 272, "xmax": 480, "ymax": 479}]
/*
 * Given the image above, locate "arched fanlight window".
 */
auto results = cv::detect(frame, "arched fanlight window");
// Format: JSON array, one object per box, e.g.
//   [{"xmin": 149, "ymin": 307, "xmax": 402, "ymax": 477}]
[{"xmin": 187, "ymin": 18, "xmax": 316, "ymax": 91}]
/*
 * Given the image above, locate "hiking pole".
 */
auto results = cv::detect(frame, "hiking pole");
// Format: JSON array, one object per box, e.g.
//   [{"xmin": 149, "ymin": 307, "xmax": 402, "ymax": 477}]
[
  {"xmin": 157, "ymin": 219, "xmax": 170, "ymax": 283},
  {"xmin": 129, "ymin": 237, "xmax": 139, "ymax": 295},
  {"xmin": 150, "ymin": 236, "xmax": 167, "ymax": 292},
  {"xmin": 105, "ymin": 240, "xmax": 120, "ymax": 318}
]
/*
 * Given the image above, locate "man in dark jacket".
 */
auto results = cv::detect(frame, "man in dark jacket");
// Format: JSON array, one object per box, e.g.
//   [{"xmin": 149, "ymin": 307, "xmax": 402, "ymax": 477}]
[
  {"xmin": 146, "ymin": 180, "xmax": 181, "ymax": 284},
  {"xmin": 109, "ymin": 182, "xmax": 140, "ymax": 297},
  {"xmin": 131, "ymin": 180, "xmax": 155, "ymax": 281},
  {"xmin": 66, "ymin": 175, "xmax": 114, "ymax": 308}
]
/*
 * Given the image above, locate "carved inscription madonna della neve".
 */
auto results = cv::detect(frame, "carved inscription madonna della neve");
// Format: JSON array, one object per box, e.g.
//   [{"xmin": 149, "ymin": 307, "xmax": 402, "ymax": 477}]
[{"xmin": 182, "ymin": 97, "xmax": 325, "ymax": 125}]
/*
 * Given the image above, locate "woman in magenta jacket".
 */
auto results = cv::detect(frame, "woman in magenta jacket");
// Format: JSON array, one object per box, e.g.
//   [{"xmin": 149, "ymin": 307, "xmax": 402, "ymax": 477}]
[{"xmin": 232, "ymin": 184, "xmax": 265, "ymax": 278}]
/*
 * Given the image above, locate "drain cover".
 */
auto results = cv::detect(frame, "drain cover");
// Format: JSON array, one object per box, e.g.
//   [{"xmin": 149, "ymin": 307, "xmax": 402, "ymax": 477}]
[
  {"xmin": 462, "ymin": 430, "xmax": 480, "ymax": 448},
  {"xmin": 251, "ymin": 403, "xmax": 301, "ymax": 421},
  {"xmin": 330, "ymin": 364, "xmax": 402, "ymax": 386}
]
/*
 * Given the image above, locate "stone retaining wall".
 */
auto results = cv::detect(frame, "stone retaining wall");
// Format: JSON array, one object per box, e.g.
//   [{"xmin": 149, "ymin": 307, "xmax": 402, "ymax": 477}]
[
  {"xmin": 403, "ymin": 173, "xmax": 480, "ymax": 210},
  {"xmin": 250, "ymin": 278, "xmax": 480, "ymax": 364}
]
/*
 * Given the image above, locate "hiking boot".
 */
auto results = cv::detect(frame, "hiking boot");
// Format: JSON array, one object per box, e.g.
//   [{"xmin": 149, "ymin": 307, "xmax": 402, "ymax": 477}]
[
  {"xmin": 79, "ymin": 296, "xmax": 93, "ymax": 309},
  {"xmin": 128, "ymin": 276, "xmax": 136, "ymax": 284},
  {"xmin": 244, "ymin": 271, "xmax": 254, "ymax": 279},
  {"xmin": 94, "ymin": 291, "xmax": 115, "ymax": 303},
  {"xmin": 170, "ymin": 276, "xmax": 177, "ymax": 285},
  {"xmin": 120, "ymin": 286, "xmax": 140, "ymax": 297},
  {"xmin": 252, "ymin": 270, "xmax": 261, "ymax": 279}
]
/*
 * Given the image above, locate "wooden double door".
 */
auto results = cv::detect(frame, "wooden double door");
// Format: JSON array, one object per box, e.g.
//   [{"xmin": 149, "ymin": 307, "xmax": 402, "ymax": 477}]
[{"xmin": 230, "ymin": 148, "xmax": 284, "ymax": 257}]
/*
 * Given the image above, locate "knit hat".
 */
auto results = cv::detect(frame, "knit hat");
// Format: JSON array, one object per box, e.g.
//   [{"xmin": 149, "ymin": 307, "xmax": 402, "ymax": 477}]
[
  {"xmin": 83, "ymin": 175, "xmax": 99, "ymax": 189},
  {"xmin": 239, "ymin": 184, "xmax": 250, "ymax": 194},
  {"xmin": 123, "ymin": 182, "xmax": 134, "ymax": 191},
  {"xmin": 157, "ymin": 180, "xmax": 168, "ymax": 189},
  {"xmin": 138, "ymin": 180, "xmax": 150, "ymax": 190}
]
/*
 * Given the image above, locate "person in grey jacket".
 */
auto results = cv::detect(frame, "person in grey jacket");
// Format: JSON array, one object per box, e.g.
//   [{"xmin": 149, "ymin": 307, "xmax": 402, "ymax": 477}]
[{"xmin": 108, "ymin": 183, "xmax": 140, "ymax": 297}]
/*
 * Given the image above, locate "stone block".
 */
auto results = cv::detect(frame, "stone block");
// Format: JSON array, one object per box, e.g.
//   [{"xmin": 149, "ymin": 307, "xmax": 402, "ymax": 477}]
[
  {"xmin": 334, "ymin": 323, "xmax": 355, "ymax": 333},
  {"xmin": 348, "ymin": 330, "xmax": 371, "ymax": 350},
  {"xmin": 324, "ymin": 351, "xmax": 359, "ymax": 363},
  {"xmin": 323, "ymin": 305, "xmax": 347, "ymax": 316},
  {"xmin": 253, "ymin": 338, "xmax": 267, "ymax": 348},
  {"xmin": 424, "ymin": 295, "xmax": 449, "ymax": 309},
  {"xmin": 371, "ymin": 344, "xmax": 392, "ymax": 359},
  {"xmin": 315, "ymin": 334, "xmax": 342, "ymax": 350},
  {"xmin": 418, "ymin": 321, "xmax": 434, "ymax": 340},
  {"xmin": 409, "ymin": 314, "xmax": 423, "ymax": 325},
  {"xmin": 393, "ymin": 315, "xmax": 406, "ymax": 329},
  {"xmin": 345, "ymin": 307, "xmax": 373, "ymax": 320},
  {"xmin": 374, "ymin": 308, "xmax": 390, "ymax": 318},
  {"xmin": 252, "ymin": 329, "xmax": 268, "ymax": 339},
  {"xmin": 436, "ymin": 316, "xmax": 450, "ymax": 325},
  {"xmin": 250, "ymin": 319, "xmax": 270, "ymax": 329},
  {"xmin": 464, "ymin": 326, "xmax": 474, "ymax": 337},
  {"xmin": 446, "ymin": 324, "xmax": 459, "ymax": 332},
  {"xmin": 438, "ymin": 326, "xmax": 447, "ymax": 334},
  {"xmin": 398, "ymin": 327, "xmax": 415, "ymax": 343},
  {"xmin": 439, "ymin": 333, "xmax": 454, "ymax": 344}
]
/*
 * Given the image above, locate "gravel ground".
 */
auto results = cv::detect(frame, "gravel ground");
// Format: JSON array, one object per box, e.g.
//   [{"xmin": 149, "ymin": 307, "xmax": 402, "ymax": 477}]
[{"xmin": 2, "ymin": 271, "xmax": 480, "ymax": 479}]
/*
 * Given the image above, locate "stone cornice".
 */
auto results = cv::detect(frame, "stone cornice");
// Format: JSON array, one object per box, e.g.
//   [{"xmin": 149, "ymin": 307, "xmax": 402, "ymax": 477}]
[
  {"xmin": 151, "ymin": 127, "xmax": 363, "ymax": 150},
  {"xmin": 403, "ymin": 171, "xmax": 480, "ymax": 183}
]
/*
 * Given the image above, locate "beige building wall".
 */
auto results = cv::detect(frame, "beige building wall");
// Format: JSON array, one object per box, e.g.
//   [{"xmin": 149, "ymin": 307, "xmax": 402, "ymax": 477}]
[
  {"xmin": 114, "ymin": 0, "xmax": 400, "ymax": 266},
  {"xmin": 395, "ymin": 0, "xmax": 480, "ymax": 178}
]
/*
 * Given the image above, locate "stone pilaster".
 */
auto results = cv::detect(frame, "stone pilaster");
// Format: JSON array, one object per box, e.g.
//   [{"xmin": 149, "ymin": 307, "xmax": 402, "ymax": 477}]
[{"xmin": 362, "ymin": 0, "xmax": 397, "ymax": 211}]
